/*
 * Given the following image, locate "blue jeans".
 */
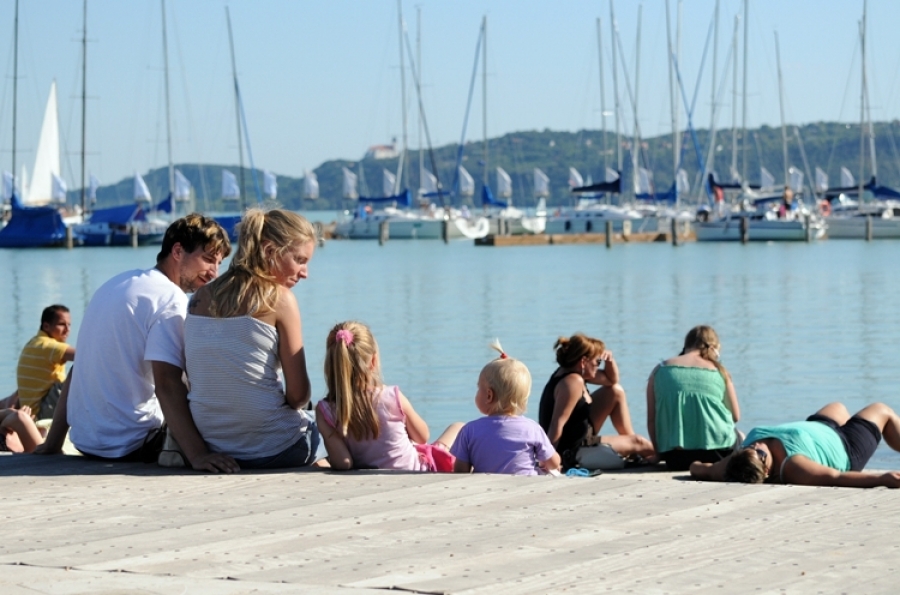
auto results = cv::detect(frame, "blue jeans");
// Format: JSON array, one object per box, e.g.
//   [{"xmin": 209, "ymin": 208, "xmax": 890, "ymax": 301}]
[{"xmin": 236, "ymin": 424, "xmax": 320, "ymax": 470}]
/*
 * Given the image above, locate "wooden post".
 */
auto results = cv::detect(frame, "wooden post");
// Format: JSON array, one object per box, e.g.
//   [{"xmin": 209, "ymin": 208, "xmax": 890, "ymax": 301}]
[
  {"xmin": 313, "ymin": 221, "xmax": 325, "ymax": 247},
  {"xmin": 130, "ymin": 225, "xmax": 139, "ymax": 248},
  {"xmin": 740, "ymin": 216, "xmax": 749, "ymax": 244},
  {"xmin": 65, "ymin": 227, "xmax": 74, "ymax": 249},
  {"xmin": 379, "ymin": 220, "xmax": 389, "ymax": 245},
  {"xmin": 804, "ymin": 215, "xmax": 812, "ymax": 243},
  {"xmin": 605, "ymin": 220, "xmax": 612, "ymax": 248},
  {"xmin": 442, "ymin": 219, "xmax": 450, "ymax": 244},
  {"xmin": 670, "ymin": 218, "xmax": 679, "ymax": 246},
  {"xmin": 866, "ymin": 215, "xmax": 873, "ymax": 241}
]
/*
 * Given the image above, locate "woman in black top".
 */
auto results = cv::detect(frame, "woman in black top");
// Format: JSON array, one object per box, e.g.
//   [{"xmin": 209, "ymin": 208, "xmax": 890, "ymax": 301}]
[{"xmin": 539, "ymin": 333, "xmax": 654, "ymax": 468}]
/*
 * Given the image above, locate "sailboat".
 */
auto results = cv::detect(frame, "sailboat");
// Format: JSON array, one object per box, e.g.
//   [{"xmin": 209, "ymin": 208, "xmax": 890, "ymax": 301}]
[
  {"xmin": 481, "ymin": 167, "xmax": 547, "ymax": 234},
  {"xmin": 0, "ymin": 81, "xmax": 81, "ymax": 248},
  {"xmin": 545, "ymin": 168, "xmax": 642, "ymax": 234},
  {"xmin": 75, "ymin": 172, "xmax": 168, "ymax": 246}
]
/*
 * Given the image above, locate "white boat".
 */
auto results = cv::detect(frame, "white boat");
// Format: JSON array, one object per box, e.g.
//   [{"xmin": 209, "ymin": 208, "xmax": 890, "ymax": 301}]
[
  {"xmin": 334, "ymin": 203, "xmax": 489, "ymax": 240},
  {"xmin": 824, "ymin": 194, "xmax": 900, "ymax": 239},
  {"xmin": 696, "ymin": 203, "xmax": 826, "ymax": 242},
  {"xmin": 483, "ymin": 168, "xmax": 547, "ymax": 235}
]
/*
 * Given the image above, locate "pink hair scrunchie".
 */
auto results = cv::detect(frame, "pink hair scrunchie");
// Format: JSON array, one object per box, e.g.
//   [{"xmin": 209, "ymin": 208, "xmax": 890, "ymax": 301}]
[{"xmin": 335, "ymin": 329, "xmax": 354, "ymax": 346}]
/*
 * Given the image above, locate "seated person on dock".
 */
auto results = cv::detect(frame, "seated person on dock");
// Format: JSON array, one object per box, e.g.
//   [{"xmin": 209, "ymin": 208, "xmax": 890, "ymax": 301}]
[
  {"xmin": 36, "ymin": 214, "xmax": 237, "ymax": 473},
  {"xmin": 1, "ymin": 406, "xmax": 44, "ymax": 453},
  {"xmin": 14, "ymin": 305, "xmax": 75, "ymax": 420},
  {"xmin": 690, "ymin": 402, "xmax": 900, "ymax": 488},
  {"xmin": 452, "ymin": 341, "xmax": 560, "ymax": 475},
  {"xmin": 646, "ymin": 325, "xmax": 741, "ymax": 471},
  {"xmin": 538, "ymin": 333, "xmax": 654, "ymax": 470}
]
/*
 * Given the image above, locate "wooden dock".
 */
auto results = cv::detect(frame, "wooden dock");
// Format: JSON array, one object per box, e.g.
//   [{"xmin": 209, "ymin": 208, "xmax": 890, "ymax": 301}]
[
  {"xmin": 476, "ymin": 230, "xmax": 696, "ymax": 246},
  {"xmin": 2, "ymin": 453, "xmax": 897, "ymax": 594}
]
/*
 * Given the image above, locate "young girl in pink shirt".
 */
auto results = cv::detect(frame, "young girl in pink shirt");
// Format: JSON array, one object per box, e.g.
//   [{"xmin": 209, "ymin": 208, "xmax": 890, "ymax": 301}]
[{"xmin": 316, "ymin": 321, "xmax": 461, "ymax": 471}]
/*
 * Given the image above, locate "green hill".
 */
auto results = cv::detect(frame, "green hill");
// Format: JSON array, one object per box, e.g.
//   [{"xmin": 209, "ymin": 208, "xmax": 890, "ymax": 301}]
[{"xmin": 74, "ymin": 120, "xmax": 900, "ymax": 211}]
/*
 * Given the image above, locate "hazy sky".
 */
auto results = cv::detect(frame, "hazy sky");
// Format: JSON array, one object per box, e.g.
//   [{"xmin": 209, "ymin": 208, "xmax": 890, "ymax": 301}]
[{"xmin": 1, "ymin": 0, "xmax": 897, "ymax": 189}]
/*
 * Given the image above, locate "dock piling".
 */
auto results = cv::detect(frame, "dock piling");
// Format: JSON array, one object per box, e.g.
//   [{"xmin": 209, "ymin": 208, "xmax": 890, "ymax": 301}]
[
  {"xmin": 65, "ymin": 227, "xmax": 74, "ymax": 249},
  {"xmin": 740, "ymin": 216, "xmax": 749, "ymax": 244},
  {"xmin": 866, "ymin": 215, "xmax": 873, "ymax": 241},
  {"xmin": 605, "ymin": 220, "xmax": 612, "ymax": 248},
  {"xmin": 378, "ymin": 220, "xmax": 389, "ymax": 245}
]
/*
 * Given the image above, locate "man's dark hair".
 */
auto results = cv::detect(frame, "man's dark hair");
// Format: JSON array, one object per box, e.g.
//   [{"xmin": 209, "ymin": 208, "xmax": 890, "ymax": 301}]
[
  {"xmin": 157, "ymin": 213, "xmax": 231, "ymax": 264},
  {"xmin": 41, "ymin": 304, "xmax": 70, "ymax": 328}
]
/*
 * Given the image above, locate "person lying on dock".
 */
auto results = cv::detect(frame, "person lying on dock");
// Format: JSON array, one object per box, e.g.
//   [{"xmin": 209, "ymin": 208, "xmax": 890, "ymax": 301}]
[
  {"xmin": 1, "ymin": 406, "xmax": 44, "ymax": 453},
  {"xmin": 451, "ymin": 341, "xmax": 561, "ymax": 475},
  {"xmin": 690, "ymin": 402, "xmax": 900, "ymax": 488},
  {"xmin": 14, "ymin": 304, "xmax": 76, "ymax": 420}
]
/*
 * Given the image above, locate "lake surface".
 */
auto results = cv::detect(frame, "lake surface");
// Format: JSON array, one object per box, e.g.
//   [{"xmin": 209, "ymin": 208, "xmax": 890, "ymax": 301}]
[{"xmin": 2, "ymin": 222, "xmax": 899, "ymax": 469}]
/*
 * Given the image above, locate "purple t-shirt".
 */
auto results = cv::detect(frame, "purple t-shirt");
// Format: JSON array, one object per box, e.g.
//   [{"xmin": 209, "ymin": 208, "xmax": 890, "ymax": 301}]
[{"xmin": 450, "ymin": 415, "xmax": 557, "ymax": 476}]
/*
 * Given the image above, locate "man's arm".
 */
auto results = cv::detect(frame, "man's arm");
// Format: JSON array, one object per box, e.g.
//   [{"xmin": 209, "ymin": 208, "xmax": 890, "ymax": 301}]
[
  {"xmin": 689, "ymin": 455, "xmax": 733, "ymax": 482},
  {"xmin": 783, "ymin": 456, "xmax": 900, "ymax": 488},
  {"xmin": 33, "ymin": 372, "xmax": 72, "ymax": 455},
  {"xmin": 151, "ymin": 361, "xmax": 239, "ymax": 473}
]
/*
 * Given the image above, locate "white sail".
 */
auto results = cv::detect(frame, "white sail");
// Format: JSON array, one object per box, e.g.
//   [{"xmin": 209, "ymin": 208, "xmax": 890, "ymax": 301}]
[
  {"xmin": 263, "ymin": 170, "xmax": 277, "ymax": 199},
  {"xmin": 760, "ymin": 167, "xmax": 776, "ymax": 190},
  {"xmin": 675, "ymin": 168, "xmax": 690, "ymax": 195},
  {"xmin": 134, "ymin": 173, "xmax": 152, "ymax": 203},
  {"xmin": 2, "ymin": 171, "xmax": 12, "ymax": 201},
  {"xmin": 788, "ymin": 166, "xmax": 804, "ymax": 193},
  {"xmin": 496, "ymin": 167, "xmax": 512, "ymax": 198},
  {"xmin": 304, "ymin": 170, "xmax": 319, "ymax": 199},
  {"xmin": 20, "ymin": 164, "xmax": 28, "ymax": 200},
  {"xmin": 221, "ymin": 170, "xmax": 240, "ymax": 200},
  {"xmin": 174, "ymin": 169, "xmax": 192, "ymax": 201},
  {"xmin": 420, "ymin": 168, "xmax": 438, "ymax": 195},
  {"xmin": 25, "ymin": 81, "xmax": 61, "ymax": 206},
  {"xmin": 636, "ymin": 168, "xmax": 654, "ymax": 195},
  {"xmin": 51, "ymin": 174, "xmax": 67, "ymax": 203},
  {"xmin": 88, "ymin": 174, "xmax": 100, "ymax": 202},
  {"xmin": 382, "ymin": 169, "xmax": 396, "ymax": 197},
  {"xmin": 729, "ymin": 165, "xmax": 743, "ymax": 185},
  {"xmin": 458, "ymin": 166, "xmax": 475, "ymax": 197},
  {"xmin": 815, "ymin": 167, "xmax": 828, "ymax": 192},
  {"xmin": 342, "ymin": 167, "xmax": 358, "ymax": 199},
  {"xmin": 605, "ymin": 167, "xmax": 619, "ymax": 183},
  {"xmin": 568, "ymin": 167, "xmax": 584, "ymax": 188},
  {"xmin": 533, "ymin": 168, "xmax": 550, "ymax": 198},
  {"xmin": 840, "ymin": 166, "xmax": 855, "ymax": 188}
]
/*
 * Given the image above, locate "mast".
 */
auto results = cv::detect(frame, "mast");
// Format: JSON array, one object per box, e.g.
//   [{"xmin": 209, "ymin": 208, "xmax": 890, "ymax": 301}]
[
  {"xmin": 80, "ymin": 0, "xmax": 87, "ymax": 215},
  {"xmin": 775, "ymin": 32, "xmax": 788, "ymax": 187},
  {"xmin": 858, "ymin": 4, "xmax": 866, "ymax": 202},
  {"xmin": 11, "ymin": 0, "xmax": 19, "ymax": 194},
  {"xmin": 226, "ymin": 6, "xmax": 245, "ymax": 211},
  {"xmin": 709, "ymin": 0, "xmax": 719, "ymax": 180},
  {"xmin": 675, "ymin": 0, "xmax": 682, "ymax": 169},
  {"xmin": 665, "ymin": 1, "xmax": 676, "ymax": 177},
  {"xmin": 730, "ymin": 14, "xmax": 739, "ymax": 180},
  {"xmin": 417, "ymin": 6, "xmax": 424, "ymax": 193},
  {"xmin": 396, "ymin": 0, "xmax": 408, "ymax": 194},
  {"xmin": 161, "ymin": 0, "xmax": 174, "ymax": 206},
  {"xmin": 631, "ymin": 3, "xmax": 642, "ymax": 199},
  {"xmin": 597, "ymin": 18, "xmax": 607, "ymax": 172},
  {"xmin": 741, "ymin": 0, "xmax": 749, "ymax": 182},
  {"xmin": 482, "ymin": 15, "xmax": 488, "ymax": 187},
  {"xmin": 610, "ymin": 1, "xmax": 622, "ymax": 172}
]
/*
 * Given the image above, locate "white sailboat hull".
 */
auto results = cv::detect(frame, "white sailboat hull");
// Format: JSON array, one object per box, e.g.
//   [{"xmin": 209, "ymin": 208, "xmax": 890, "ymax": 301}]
[{"xmin": 696, "ymin": 217, "xmax": 826, "ymax": 241}]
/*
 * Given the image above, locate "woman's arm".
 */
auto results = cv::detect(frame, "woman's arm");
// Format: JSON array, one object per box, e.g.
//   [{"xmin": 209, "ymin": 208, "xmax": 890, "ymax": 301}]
[
  {"xmin": 275, "ymin": 287, "xmax": 312, "ymax": 410},
  {"xmin": 689, "ymin": 454, "xmax": 733, "ymax": 481},
  {"xmin": 398, "ymin": 390, "xmax": 430, "ymax": 444},
  {"xmin": 646, "ymin": 366, "xmax": 659, "ymax": 450},
  {"xmin": 546, "ymin": 374, "xmax": 584, "ymax": 446},
  {"xmin": 315, "ymin": 403, "xmax": 353, "ymax": 470},
  {"xmin": 723, "ymin": 373, "xmax": 740, "ymax": 422},
  {"xmin": 587, "ymin": 350, "xmax": 619, "ymax": 386}
]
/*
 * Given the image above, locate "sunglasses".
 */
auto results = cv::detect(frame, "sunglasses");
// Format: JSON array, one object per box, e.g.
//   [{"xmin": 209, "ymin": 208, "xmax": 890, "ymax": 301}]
[{"xmin": 753, "ymin": 447, "xmax": 768, "ymax": 470}]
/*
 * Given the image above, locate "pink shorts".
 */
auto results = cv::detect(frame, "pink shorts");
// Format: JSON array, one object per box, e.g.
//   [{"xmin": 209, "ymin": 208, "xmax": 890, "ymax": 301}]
[{"xmin": 414, "ymin": 442, "xmax": 455, "ymax": 473}]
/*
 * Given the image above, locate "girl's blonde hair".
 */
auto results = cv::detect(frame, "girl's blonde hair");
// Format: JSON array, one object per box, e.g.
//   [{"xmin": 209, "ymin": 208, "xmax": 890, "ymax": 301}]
[
  {"xmin": 553, "ymin": 333, "xmax": 605, "ymax": 368},
  {"xmin": 205, "ymin": 208, "xmax": 315, "ymax": 318},
  {"xmin": 680, "ymin": 325, "xmax": 729, "ymax": 377},
  {"xmin": 480, "ymin": 358, "xmax": 532, "ymax": 416},
  {"xmin": 324, "ymin": 321, "xmax": 382, "ymax": 441}
]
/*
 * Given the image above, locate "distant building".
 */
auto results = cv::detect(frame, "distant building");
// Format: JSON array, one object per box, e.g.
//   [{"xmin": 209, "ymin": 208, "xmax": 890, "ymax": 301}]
[{"xmin": 364, "ymin": 140, "xmax": 398, "ymax": 161}]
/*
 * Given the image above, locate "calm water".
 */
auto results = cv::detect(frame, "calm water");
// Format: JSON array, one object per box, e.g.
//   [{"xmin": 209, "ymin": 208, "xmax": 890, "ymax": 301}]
[{"xmin": 2, "ymin": 222, "xmax": 899, "ymax": 468}]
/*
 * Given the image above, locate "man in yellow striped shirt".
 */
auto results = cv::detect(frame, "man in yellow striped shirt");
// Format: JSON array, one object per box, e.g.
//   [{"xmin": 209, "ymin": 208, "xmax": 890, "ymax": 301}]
[{"xmin": 15, "ymin": 305, "xmax": 76, "ymax": 420}]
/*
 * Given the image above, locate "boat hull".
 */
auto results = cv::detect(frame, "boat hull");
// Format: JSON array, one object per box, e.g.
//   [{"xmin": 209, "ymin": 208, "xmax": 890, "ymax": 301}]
[
  {"xmin": 696, "ymin": 218, "xmax": 825, "ymax": 241},
  {"xmin": 825, "ymin": 215, "xmax": 900, "ymax": 239}
]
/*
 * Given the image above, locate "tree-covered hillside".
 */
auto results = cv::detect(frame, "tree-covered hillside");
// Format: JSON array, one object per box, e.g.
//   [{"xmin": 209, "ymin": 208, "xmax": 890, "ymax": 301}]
[{"xmin": 76, "ymin": 120, "xmax": 900, "ymax": 211}]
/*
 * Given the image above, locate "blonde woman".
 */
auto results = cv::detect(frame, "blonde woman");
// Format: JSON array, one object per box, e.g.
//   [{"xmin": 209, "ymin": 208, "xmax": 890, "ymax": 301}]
[
  {"xmin": 184, "ymin": 209, "xmax": 319, "ymax": 469},
  {"xmin": 646, "ymin": 325, "xmax": 740, "ymax": 471}
]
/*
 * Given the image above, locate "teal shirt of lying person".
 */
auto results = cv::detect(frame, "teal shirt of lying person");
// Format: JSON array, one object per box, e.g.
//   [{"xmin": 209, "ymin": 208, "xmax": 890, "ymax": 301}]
[
  {"xmin": 744, "ymin": 422, "xmax": 850, "ymax": 472},
  {"xmin": 653, "ymin": 365, "xmax": 736, "ymax": 452}
]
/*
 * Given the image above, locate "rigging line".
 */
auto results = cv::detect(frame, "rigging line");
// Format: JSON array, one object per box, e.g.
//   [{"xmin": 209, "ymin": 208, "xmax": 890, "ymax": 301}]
[
  {"xmin": 450, "ymin": 21, "xmax": 483, "ymax": 200},
  {"xmin": 825, "ymin": 33, "xmax": 861, "ymax": 177},
  {"xmin": 236, "ymin": 85, "xmax": 262, "ymax": 205},
  {"xmin": 671, "ymin": 52, "xmax": 709, "ymax": 203},
  {"xmin": 403, "ymin": 25, "xmax": 444, "ymax": 206}
]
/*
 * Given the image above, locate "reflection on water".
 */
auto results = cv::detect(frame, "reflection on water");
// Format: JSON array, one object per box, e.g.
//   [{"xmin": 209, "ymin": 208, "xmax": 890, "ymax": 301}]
[{"xmin": 2, "ymin": 237, "xmax": 900, "ymax": 468}]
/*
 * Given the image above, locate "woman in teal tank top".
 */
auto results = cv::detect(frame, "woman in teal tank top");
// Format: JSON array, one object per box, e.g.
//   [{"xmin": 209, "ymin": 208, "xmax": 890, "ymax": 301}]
[
  {"xmin": 690, "ymin": 401, "xmax": 900, "ymax": 488},
  {"xmin": 646, "ymin": 326, "xmax": 740, "ymax": 471}
]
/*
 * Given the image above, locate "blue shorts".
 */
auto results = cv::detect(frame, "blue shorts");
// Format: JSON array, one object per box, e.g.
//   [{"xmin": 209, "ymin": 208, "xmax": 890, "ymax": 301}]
[
  {"xmin": 807, "ymin": 413, "xmax": 882, "ymax": 472},
  {"xmin": 236, "ymin": 424, "xmax": 321, "ymax": 470}
]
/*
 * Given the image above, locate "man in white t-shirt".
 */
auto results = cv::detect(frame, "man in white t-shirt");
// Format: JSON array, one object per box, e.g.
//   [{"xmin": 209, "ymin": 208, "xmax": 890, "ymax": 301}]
[{"xmin": 37, "ymin": 214, "xmax": 238, "ymax": 473}]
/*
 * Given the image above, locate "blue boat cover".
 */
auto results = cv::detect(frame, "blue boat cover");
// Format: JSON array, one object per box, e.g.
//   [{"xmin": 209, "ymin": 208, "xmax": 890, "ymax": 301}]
[
  {"xmin": 213, "ymin": 215, "xmax": 242, "ymax": 242},
  {"xmin": 157, "ymin": 193, "xmax": 173, "ymax": 214},
  {"xmin": 572, "ymin": 172, "xmax": 622, "ymax": 195},
  {"xmin": 0, "ymin": 199, "xmax": 69, "ymax": 248},
  {"xmin": 89, "ymin": 204, "xmax": 145, "ymax": 224},
  {"xmin": 481, "ymin": 186, "xmax": 507, "ymax": 208},
  {"xmin": 358, "ymin": 189, "xmax": 412, "ymax": 207}
]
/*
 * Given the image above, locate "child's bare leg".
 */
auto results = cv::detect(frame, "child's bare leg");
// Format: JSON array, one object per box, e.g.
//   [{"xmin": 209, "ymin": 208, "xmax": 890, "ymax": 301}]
[
  {"xmin": 435, "ymin": 422, "xmax": 464, "ymax": 449},
  {"xmin": 590, "ymin": 384, "xmax": 635, "ymax": 436},
  {"xmin": 0, "ymin": 391, "xmax": 18, "ymax": 410},
  {"xmin": 600, "ymin": 434, "xmax": 655, "ymax": 458},
  {"xmin": 854, "ymin": 403, "xmax": 900, "ymax": 452},
  {"xmin": 814, "ymin": 402, "xmax": 851, "ymax": 425}
]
